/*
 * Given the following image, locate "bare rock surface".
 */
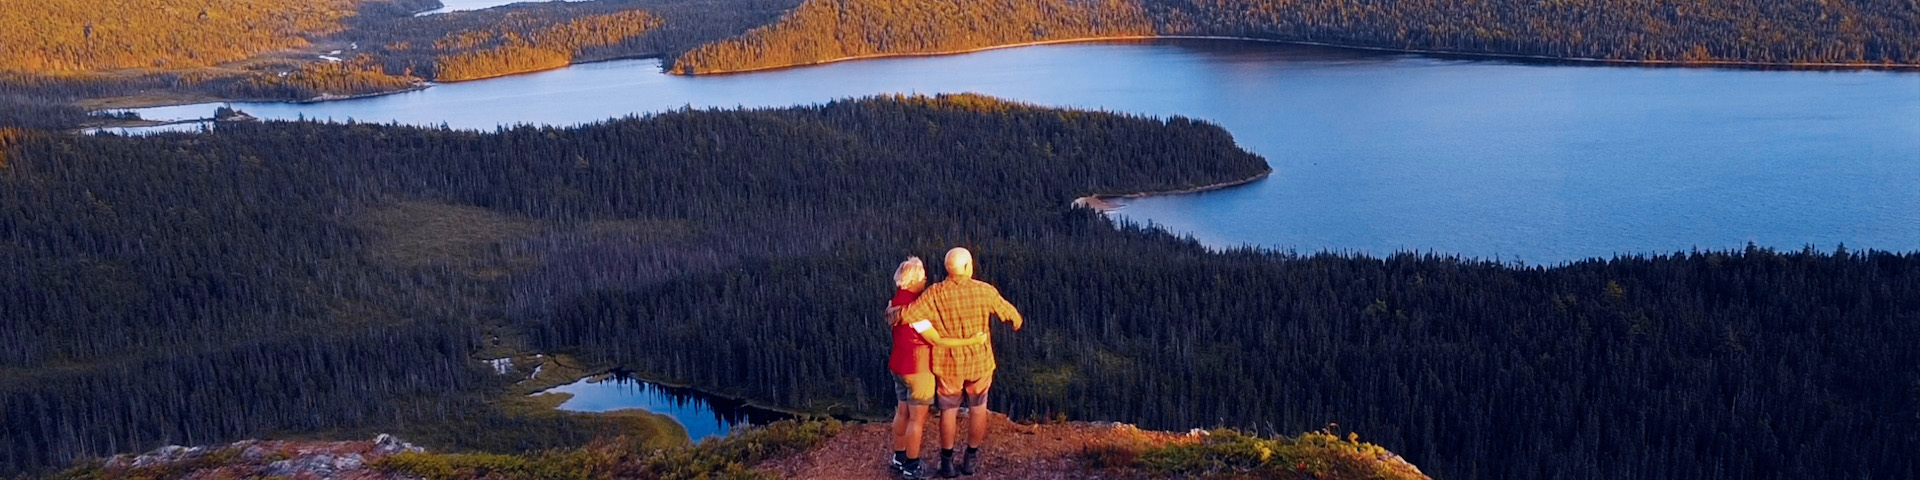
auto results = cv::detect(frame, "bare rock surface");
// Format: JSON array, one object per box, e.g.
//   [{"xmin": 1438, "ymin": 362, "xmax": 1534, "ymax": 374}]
[{"xmin": 99, "ymin": 434, "xmax": 424, "ymax": 480}]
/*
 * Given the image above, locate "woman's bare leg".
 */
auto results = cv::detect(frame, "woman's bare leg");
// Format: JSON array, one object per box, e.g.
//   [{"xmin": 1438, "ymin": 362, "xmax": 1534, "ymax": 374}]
[
  {"xmin": 892, "ymin": 401, "xmax": 911, "ymax": 452},
  {"xmin": 906, "ymin": 404, "xmax": 931, "ymax": 459}
]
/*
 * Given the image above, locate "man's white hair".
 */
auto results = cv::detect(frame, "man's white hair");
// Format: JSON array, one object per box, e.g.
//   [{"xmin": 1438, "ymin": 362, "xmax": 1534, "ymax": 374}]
[{"xmin": 894, "ymin": 256, "xmax": 926, "ymax": 289}]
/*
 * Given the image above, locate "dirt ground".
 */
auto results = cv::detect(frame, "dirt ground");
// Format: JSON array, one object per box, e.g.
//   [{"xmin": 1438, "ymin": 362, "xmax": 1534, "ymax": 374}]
[{"xmin": 761, "ymin": 411, "xmax": 1192, "ymax": 479}]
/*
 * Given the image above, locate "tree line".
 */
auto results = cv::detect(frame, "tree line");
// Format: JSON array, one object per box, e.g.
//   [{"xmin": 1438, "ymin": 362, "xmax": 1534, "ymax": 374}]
[
  {"xmin": 671, "ymin": 0, "xmax": 1156, "ymax": 74},
  {"xmin": 2, "ymin": 95, "xmax": 1914, "ymax": 480},
  {"xmin": 669, "ymin": 0, "xmax": 1920, "ymax": 73},
  {"xmin": 1143, "ymin": 0, "xmax": 1920, "ymax": 65}
]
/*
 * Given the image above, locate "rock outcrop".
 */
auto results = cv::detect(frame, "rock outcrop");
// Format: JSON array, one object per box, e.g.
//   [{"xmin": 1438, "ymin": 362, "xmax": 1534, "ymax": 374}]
[{"xmin": 93, "ymin": 434, "xmax": 424, "ymax": 480}]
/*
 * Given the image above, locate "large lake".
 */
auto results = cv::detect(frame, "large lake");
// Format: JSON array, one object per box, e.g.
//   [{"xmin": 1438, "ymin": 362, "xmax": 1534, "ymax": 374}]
[{"xmin": 117, "ymin": 40, "xmax": 1920, "ymax": 263}]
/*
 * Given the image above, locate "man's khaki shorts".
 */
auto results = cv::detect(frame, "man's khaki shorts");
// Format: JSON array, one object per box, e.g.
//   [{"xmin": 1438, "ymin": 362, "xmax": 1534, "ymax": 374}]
[{"xmin": 935, "ymin": 372, "xmax": 992, "ymax": 410}]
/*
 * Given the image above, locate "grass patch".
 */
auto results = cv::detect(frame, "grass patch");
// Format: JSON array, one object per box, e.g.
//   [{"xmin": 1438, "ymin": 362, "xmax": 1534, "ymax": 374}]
[
  {"xmin": 374, "ymin": 419, "xmax": 842, "ymax": 480},
  {"xmin": 1087, "ymin": 427, "xmax": 1426, "ymax": 480},
  {"xmin": 377, "ymin": 449, "xmax": 615, "ymax": 480},
  {"xmin": 357, "ymin": 201, "xmax": 542, "ymax": 271}
]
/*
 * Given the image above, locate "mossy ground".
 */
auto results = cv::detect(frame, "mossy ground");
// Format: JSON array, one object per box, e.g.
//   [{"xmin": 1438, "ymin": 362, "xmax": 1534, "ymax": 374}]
[{"xmin": 1086, "ymin": 427, "xmax": 1428, "ymax": 480}]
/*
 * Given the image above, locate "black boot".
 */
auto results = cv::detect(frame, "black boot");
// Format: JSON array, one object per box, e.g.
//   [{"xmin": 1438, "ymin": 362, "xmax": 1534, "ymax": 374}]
[
  {"xmin": 960, "ymin": 447, "xmax": 981, "ymax": 475},
  {"xmin": 900, "ymin": 458, "xmax": 926, "ymax": 480},
  {"xmin": 938, "ymin": 449, "xmax": 957, "ymax": 478}
]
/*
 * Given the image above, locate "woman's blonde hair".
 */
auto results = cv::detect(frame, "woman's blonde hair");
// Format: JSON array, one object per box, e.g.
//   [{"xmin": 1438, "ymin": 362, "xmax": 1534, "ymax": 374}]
[{"xmin": 894, "ymin": 256, "xmax": 926, "ymax": 289}]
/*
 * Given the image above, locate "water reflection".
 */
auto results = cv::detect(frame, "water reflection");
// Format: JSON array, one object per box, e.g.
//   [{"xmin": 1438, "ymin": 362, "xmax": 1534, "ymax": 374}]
[{"xmin": 535, "ymin": 372, "xmax": 788, "ymax": 441}]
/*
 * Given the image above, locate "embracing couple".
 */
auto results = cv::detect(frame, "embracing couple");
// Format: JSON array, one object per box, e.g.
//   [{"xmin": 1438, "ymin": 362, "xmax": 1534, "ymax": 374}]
[{"xmin": 883, "ymin": 247, "xmax": 1023, "ymax": 479}]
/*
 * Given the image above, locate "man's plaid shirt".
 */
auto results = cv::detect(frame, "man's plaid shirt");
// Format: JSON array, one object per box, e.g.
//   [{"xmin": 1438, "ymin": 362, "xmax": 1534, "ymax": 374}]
[{"xmin": 898, "ymin": 277, "xmax": 1023, "ymax": 381}]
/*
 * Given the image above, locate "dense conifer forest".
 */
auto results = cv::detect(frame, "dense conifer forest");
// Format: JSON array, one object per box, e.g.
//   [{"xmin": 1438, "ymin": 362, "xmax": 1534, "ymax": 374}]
[
  {"xmin": 670, "ymin": 0, "xmax": 1155, "ymax": 74},
  {"xmin": 670, "ymin": 0, "xmax": 1920, "ymax": 73},
  {"xmin": 2, "ymin": 95, "xmax": 1915, "ymax": 479},
  {"xmin": 1146, "ymin": 0, "xmax": 1920, "ymax": 64}
]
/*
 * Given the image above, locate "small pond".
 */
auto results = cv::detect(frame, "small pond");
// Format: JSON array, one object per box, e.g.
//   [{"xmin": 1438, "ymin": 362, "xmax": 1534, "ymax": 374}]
[{"xmin": 534, "ymin": 374, "xmax": 789, "ymax": 442}]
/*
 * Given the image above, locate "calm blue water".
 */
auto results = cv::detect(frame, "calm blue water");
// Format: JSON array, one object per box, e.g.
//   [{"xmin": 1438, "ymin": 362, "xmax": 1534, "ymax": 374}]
[
  {"xmin": 537, "ymin": 376, "xmax": 787, "ymax": 441},
  {"xmin": 110, "ymin": 40, "xmax": 1920, "ymax": 263}
]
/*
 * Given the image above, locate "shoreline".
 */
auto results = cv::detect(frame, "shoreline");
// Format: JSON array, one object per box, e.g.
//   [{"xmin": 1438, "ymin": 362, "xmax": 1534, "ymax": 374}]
[
  {"xmin": 81, "ymin": 83, "xmax": 434, "ymax": 120},
  {"xmin": 75, "ymin": 117, "xmax": 222, "ymax": 135},
  {"xmin": 296, "ymin": 83, "xmax": 433, "ymax": 104},
  {"xmin": 677, "ymin": 35, "xmax": 1920, "ymax": 76},
  {"xmin": 85, "ymin": 54, "xmax": 661, "ymax": 112},
  {"xmin": 1072, "ymin": 170, "xmax": 1272, "ymax": 213}
]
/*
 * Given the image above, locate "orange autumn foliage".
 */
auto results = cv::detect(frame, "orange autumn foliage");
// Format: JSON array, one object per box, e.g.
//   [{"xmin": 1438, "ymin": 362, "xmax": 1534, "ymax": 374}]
[
  {"xmin": 0, "ymin": 127, "xmax": 25, "ymax": 167},
  {"xmin": 0, "ymin": 0, "xmax": 366, "ymax": 73},
  {"xmin": 671, "ymin": 0, "xmax": 1154, "ymax": 74},
  {"xmin": 432, "ymin": 10, "xmax": 661, "ymax": 81}
]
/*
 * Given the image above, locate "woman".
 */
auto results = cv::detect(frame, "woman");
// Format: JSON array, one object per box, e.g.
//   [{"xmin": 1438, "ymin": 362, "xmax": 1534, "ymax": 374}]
[{"xmin": 886, "ymin": 256, "xmax": 986, "ymax": 479}]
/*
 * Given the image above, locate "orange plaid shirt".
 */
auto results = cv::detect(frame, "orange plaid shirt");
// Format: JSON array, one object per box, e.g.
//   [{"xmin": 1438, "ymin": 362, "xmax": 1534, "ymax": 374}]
[{"xmin": 898, "ymin": 277, "xmax": 1023, "ymax": 380}]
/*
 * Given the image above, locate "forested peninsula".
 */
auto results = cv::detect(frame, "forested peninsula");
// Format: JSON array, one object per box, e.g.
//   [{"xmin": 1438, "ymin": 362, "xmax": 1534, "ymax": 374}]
[
  {"xmin": 4, "ymin": 95, "xmax": 1916, "ymax": 479},
  {"xmin": 0, "ymin": 0, "xmax": 803, "ymax": 129},
  {"xmin": 669, "ymin": 0, "xmax": 1920, "ymax": 74}
]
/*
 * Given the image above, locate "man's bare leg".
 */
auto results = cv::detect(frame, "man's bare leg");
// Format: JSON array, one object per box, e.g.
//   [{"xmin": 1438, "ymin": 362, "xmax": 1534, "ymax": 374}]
[
  {"xmin": 967, "ymin": 405, "xmax": 989, "ymax": 447},
  {"xmin": 964, "ymin": 375, "xmax": 994, "ymax": 448},
  {"xmin": 939, "ymin": 407, "xmax": 961, "ymax": 449}
]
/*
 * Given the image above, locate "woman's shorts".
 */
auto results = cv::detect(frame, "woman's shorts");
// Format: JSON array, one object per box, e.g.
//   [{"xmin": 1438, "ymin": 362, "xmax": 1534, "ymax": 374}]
[{"xmin": 894, "ymin": 372, "xmax": 936, "ymax": 406}]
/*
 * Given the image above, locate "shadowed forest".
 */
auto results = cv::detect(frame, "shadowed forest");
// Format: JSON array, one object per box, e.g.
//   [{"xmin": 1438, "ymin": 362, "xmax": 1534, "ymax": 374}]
[{"xmin": 2, "ymin": 95, "xmax": 1915, "ymax": 479}]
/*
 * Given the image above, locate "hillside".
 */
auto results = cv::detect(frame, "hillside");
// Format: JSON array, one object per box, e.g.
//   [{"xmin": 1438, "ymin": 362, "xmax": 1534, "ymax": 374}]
[
  {"xmin": 0, "ymin": 0, "xmax": 369, "ymax": 73},
  {"xmin": 670, "ymin": 0, "xmax": 1920, "ymax": 73},
  {"xmin": 56, "ymin": 416, "xmax": 1431, "ymax": 480},
  {"xmin": 670, "ymin": 0, "xmax": 1155, "ymax": 74}
]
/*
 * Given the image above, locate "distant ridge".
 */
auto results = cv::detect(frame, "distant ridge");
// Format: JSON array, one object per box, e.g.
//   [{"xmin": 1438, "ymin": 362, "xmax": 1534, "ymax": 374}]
[{"xmin": 670, "ymin": 0, "xmax": 1920, "ymax": 74}]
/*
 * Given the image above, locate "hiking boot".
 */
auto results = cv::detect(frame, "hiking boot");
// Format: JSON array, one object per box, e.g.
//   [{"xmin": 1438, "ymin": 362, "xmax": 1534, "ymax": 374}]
[
  {"xmin": 900, "ymin": 460, "xmax": 927, "ymax": 480},
  {"xmin": 960, "ymin": 448, "xmax": 981, "ymax": 475},
  {"xmin": 938, "ymin": 454, "xmax": 957, "ymax": 478}
]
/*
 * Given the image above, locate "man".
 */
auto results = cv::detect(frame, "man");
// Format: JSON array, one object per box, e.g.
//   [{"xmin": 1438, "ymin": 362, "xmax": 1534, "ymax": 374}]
[{"xmin": 899, "ymin": 247, "xmax": 1023, "ymax": 478}]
